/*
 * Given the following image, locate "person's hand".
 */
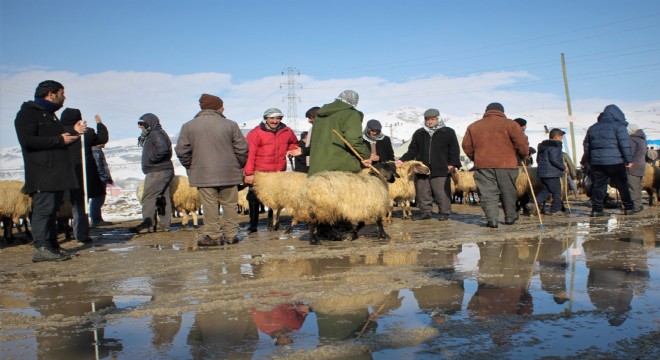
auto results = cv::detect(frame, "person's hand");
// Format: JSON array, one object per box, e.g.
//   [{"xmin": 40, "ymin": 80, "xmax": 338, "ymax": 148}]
[
  {"xmin": 448, "ymin": 165, "xmax": 456, "ymax": 173},
  {"xmin": 287, "ymin": 147, "xmax": 302, "ymax": 157},
  {"xmin": 369, "ymin": 153, "xmax": 380, "ymax": 162},
  {"xmin": 61, "ymin": 133, "xmax": 79, "ymax": 144},
  {"xmin": 74, "ymin": 120, "xmax": 87, "ymax": 134},
  {"xmin": 395, "ymin": 159, "xmax": 404, "ymax": 168},
  {"xmin": 361, "ymin": 159, "xmax": 373, "ymax": 167},
  {"xmin": 244, "ymin": 174, "xmax": 254, "ymax": 185},
  {"xmin": 626, "ymin": 162, "xmax": 633, "ymax": 169},
  {"xmin": 95, "ymin": 114, "xmax": 102, "ymax": 123}
]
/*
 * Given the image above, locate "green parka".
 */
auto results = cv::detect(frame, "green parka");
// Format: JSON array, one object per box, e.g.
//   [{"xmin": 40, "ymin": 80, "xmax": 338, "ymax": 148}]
[{"xmin": 308, "ymin": 100, "xmax": 370, "ymax": 176}]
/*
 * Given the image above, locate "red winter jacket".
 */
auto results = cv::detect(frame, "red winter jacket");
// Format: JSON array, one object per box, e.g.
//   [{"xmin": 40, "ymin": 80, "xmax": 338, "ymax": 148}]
[{"xmin": 244, "ymin": 122, "xmax": 299, "ymax": 176}]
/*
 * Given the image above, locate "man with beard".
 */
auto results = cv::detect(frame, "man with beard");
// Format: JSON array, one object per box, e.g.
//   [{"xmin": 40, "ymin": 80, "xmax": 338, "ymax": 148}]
[{"xmin": 14, "ymin": 80, "xmax": 86, "ymax": 262}]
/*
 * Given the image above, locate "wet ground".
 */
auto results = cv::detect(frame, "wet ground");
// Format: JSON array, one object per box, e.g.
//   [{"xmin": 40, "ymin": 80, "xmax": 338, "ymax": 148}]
[{"xmin": 1, "ymin": 197, "xmax": 659, "ymax": 359}]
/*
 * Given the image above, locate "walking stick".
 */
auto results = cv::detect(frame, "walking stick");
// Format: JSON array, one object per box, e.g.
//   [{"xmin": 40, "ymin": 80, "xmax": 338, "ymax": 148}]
[
  {"xmin": 564, "ymin": 172, "xmax": 572, "ymax": 213},
  {"xmin": 521, "ymin": 162, "xmax": 544, "ymax": 229},
  {"xmin": 80, "ymin": 125, "xmax": 90, "ymax": 216},
  {"xmin": 332, "ymin": 129, "xmax": 386, "ymax": 181}
]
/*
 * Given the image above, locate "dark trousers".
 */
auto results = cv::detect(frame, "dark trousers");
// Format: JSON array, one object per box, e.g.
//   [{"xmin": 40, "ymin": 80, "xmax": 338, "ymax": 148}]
[
  {"xmin": 70, "ymin": 188, "xmax": 90, "ymax": 241},
  {"xmin": 31, "ymin": 191, "xmax": 64, "ymax": 249},
  {"xmin": 414, "ymin": 175, "xmax": 452, "ymax": 214},
  {"xmin": 590, "ymin": 163, "xmax": 633, "ymax": 212},
  {"xmin": 536, "ymin": 177, "xmax": 562, "ymax": 213},
  {"xmin": 474, "ymin": 168, "xmax": 518, "ymax": 222},
  {"xmin": 89, "ymin": 194, "xmax": 106, "ymax": 222}
]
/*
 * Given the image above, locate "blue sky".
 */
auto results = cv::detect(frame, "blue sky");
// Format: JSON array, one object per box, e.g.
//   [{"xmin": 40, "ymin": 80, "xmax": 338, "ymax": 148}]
[{"xmin": 2, "ymin": 0, "xmax": 659, "ymax": 147}]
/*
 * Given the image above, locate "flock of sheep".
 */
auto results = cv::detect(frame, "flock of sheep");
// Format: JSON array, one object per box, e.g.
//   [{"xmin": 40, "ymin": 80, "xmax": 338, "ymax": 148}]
[{"xmin": 2, "ymin": 162, "xmax": 660, "ymax": 245}]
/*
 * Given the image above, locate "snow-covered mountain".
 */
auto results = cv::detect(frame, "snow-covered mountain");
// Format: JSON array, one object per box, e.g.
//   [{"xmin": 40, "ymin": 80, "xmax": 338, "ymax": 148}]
[{"xmin": 2, "ymin": 105, "xmax": 659, "ymax": 182}]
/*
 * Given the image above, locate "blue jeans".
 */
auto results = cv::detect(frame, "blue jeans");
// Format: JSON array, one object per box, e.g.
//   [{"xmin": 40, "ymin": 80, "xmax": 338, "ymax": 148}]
[
  {"xmin": 89, "ymin": 194, "xmax": 106, "ymax": 222},
  {"xmin": 536, "ymin": 177, "xmax": 562, "ymax": 213}
]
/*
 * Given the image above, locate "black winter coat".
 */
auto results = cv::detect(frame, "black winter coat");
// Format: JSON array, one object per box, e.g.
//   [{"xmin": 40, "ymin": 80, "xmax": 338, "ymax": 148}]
[
  {"xmin": 14, "ymin": 101, "xmax": 78, "ymax": 193},
  {"xmin": 536, "ymin": 140, "xmax": 565, "ymax": 178},
  {"xmin": 400, "ymin": 126, "xmax": 461, "ymax": 177},
  {"xmin": 61, "ymin": 108, "xmax": 109, "ymax": 198},
  {"xmin": 363, "ymin": 136, "xmax": 395, "ymax": 164},
  {"xmin": 293, "ymin": 140, "xmax": 308, "ymax": 173},
  {"xmin": 139, "ymin": 113, "xmax": 174, "ymax": 174}
]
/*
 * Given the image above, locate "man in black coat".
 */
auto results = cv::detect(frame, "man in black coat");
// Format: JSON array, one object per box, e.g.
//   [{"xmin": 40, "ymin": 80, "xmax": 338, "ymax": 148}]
[
  {"xmin": 397, "ymin": 109, "xmax": 461, "ymax": 221},
  {"xmin": 14, "ymin": 80, "xmax": 86, "ymax": 262}
]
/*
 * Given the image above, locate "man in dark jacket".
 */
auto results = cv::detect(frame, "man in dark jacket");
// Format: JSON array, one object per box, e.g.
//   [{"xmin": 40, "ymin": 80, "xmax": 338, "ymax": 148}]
[
  {"xmin": 14, "ymin": 80, "xmax": 86, "ymax": 262},
  {"xmin": 130, "ymin": 113, "xmax": 174, "ymax": 233},
  {"xmin": 90, "ymin": 143, "xmax": 114, "ymax": 227},
  {"xmin": 176, "ymin": 94, "xmax": 249, "ymax": 246},
  {"xmin": 626, "ymin": 124, "xmax": 647, "ymax": 212},
  {"xmin": 61, "ymin": 108, "xmax": 109, "ymax": 243},
  {"xmin": 362, "ymin": 119, "xmax": 395, "ymax": 165},
  {"xmin": 583, "ymin": 105, "xmax": 636, "ymax": 216},
  {"xmin": 397, "ymin": 109, "xmax": 461, "ymax": 221},
  {"xmin": 462, "ymin": 103, "xmax": 529, "ymax": 228},
  {"xmin": 533, "ymin": 129, "xmax": 566, "ymax": 215}
]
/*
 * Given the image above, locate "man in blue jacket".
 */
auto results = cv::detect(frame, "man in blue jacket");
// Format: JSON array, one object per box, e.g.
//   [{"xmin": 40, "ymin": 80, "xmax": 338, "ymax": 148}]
[
  {"xmin": 533, "ymin": 129, "xmax": 566, "ymax": 216},
  {"xmin": 583, "ymin": 105, "xmax": 637, "ymax": 217}
]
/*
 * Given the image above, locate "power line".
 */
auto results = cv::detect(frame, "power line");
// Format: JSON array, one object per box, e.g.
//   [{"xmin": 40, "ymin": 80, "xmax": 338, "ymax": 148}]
[{"xmin": 280, "ymin": 67, "xmax": 301, "ymax": 131}]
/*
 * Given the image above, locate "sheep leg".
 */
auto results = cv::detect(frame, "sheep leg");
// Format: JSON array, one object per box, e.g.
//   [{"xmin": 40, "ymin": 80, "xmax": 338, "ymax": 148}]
[
  {"xmin": 2, "ymin": 218, "xmax": 13, "ymax": 243},
  {"xmin": 284, "ymin": 218, "xmax": 298, "ymax": 234},
  {"xmin": 192, "ymin": 211, "xmax": 199, "ymax": 228},
  {"xmin": 273, "ymin": 208, "xmax": 281, "ymax": 231},
  {"xmin": 309, "ymin": 223, "xmax": 321, "ymax": 245},
  {"xmin": 267, "ymin": 209, "xmax": 275, "ymax": 230},
  {"xmin": 375, "ymin": 218, "xmax": 390, "ymax": 240},
  {"xmin": 350, "ymin": 221, "xmax": 364, "ymax": 241},
  {"xmin": 387, "ymin": 200, "xmax": 394, "ymax": 223},
  {"xmin": 181, "ymin": 210, "xmax": 190, "ymax": 228}
]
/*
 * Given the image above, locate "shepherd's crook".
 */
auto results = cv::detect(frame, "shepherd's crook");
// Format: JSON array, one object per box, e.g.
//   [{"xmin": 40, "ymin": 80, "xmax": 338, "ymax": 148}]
[
  {"xmin": 522, "ymin": 162, "xmax": 544, "ymax": 229},
  {"xmin": 564, "ymin": 172, "xmax": 572, "ymax": 213},
  {"xmin": 80, "ymin": 124, "xmax": 90, "ymax": 216},
  {"xmin": 332, "ymin": 129, "xmax": 385, "ymax": 181}
]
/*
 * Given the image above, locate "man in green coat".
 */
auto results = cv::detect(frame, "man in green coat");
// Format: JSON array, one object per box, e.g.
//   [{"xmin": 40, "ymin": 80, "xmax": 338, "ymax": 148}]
[{"xmin": 307, "ymin": 90, "xmax": 371, "ymax": 175}]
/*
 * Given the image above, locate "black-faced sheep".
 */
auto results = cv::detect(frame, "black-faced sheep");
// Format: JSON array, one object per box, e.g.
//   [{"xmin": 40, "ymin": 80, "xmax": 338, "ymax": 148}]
[
  {"xmin": 252, "ymin": 171, "xmax": 307, "ymax": 231},
  {"xmin": 293, "ymin": 162, "xmax": 398, "ymax": 245},
  {"xmin": 387, "ymin": 160, "xmax": 430, "ymax": 221},
  {"xmin": 0, "ymin": 181, "xmax": 32, "ymax": 243}
]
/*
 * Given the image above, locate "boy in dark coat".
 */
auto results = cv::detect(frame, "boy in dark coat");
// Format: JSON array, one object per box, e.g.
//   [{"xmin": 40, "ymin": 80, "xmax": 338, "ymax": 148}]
[{"xmin": 534, "ymin": 129, "xmax": 566, "ymax": 215}]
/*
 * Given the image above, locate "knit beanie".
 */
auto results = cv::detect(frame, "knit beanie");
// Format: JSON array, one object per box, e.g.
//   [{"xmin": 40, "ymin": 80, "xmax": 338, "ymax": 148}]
[
  {"xmin": 199, "ymin": 94, "xmax": 223, "ymax": 110},
  {"xmin": 336, "ymin": 90, "xmax": 359, "ymax": 107},
  {"xmin": 485, "ymin": 102, "xmax": 505, "ymax": 112}
]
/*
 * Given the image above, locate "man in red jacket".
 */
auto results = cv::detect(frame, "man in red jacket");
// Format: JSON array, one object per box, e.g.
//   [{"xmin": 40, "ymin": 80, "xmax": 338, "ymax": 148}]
[{"xmin": 244, "ymin": 108, "xmax": 300, "ymax": 232}]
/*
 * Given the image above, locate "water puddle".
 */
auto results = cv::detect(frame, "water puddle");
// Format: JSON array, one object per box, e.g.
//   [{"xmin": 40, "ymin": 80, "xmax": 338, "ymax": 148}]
[{"xmin": 1, "ymin": 222, "xmax": 658, "ymax": 359}]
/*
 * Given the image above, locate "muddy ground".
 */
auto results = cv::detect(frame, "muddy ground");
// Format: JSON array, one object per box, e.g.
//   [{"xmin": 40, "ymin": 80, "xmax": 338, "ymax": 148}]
[{"xmin": 1, "ymin": 196, "xmax": 659, "ymax": 359}]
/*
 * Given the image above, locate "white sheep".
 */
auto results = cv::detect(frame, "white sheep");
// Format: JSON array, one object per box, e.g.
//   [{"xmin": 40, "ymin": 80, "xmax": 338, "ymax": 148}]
[
  {"xmin": 293, "ymin": 162, "xmax": 398, "ymax": 245},
  {"xmin": 451, "ymin": 170, "xmax": 478, "ymax": 205},
  {"xmin": 252, "ymin": 171, "xmax": 307, "ymax": 231},
  {"xmin": 0, "ymin": 181, "xmax": 32, "ymax": 243},
  {"xmin": 237, "ymin": 185, "xmax": 249, "ymax": 214},
  {"xmin": 387, "ymin": 160, "xmax": 430, "ymax": 222},
  {"xmin": 136, "ymin": 176, "xmax": 201, "ymax": 228}
]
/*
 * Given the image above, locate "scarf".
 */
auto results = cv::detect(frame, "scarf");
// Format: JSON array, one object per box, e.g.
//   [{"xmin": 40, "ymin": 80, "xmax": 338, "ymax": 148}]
[
  {"xmin": 35, "ymin": 98, "xmax": 63, "ymax": 114},
  {"xmin": 423, "ymin": 119, "xmax": 446, "ymax": 137},
  {"xmin": 362, "ymin": 128, "xmax": 385, "ymax": 144},
  {"xmin": 137, "ymin": 128, "xmax": 150, "ymax": 147}
]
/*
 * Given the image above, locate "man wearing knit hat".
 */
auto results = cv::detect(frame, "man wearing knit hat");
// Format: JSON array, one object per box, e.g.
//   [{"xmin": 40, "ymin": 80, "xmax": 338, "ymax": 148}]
[
  {"xmin": 308, "ymin": 90, "xmax": 371, "ymax": 176},
  {"xmin": 175, "ymin": 94, "xmax": 249, "ymax": 246},
  {"xmin": 462, "ymin": 103, "xmax": 530, "ymax": 228}
]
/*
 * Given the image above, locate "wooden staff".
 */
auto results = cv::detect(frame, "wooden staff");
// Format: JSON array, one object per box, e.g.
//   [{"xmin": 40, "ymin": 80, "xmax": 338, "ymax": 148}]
[
  {"xmin": 522, "ymin": 162, "xmax": 544, "ymax": 229},
  {"xmin": 564, "ymin": 172, "xmax": 572, "ymax": 213},
  {"xmin": 332, "ymin": 129, "xmax": 385, "ymax": 181}
]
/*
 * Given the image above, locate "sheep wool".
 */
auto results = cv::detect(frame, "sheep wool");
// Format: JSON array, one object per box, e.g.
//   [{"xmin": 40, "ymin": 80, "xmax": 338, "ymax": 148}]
[
  {"xmin": 642, "ymin": 163, "xmax": 660, "ymax": 206},
  {"xmin": 387, "ymin": 160, "xmax": 430, "ymax": 221},
  {"xmin": 253, "ymin": 171, "xmax": 308, "ymax": 231},
  {"xmin": 0, "ymin": 181, "xmax": 32, "ymax": 241}
]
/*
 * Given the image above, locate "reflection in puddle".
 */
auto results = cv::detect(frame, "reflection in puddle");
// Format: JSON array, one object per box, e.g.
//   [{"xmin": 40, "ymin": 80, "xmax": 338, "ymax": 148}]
[{"xmin": 1, "ymin": 223, "xmax": 659, "ymax": 359}]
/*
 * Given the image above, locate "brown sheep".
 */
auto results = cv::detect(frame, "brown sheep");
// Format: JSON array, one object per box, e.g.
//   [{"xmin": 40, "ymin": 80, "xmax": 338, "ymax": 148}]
[
  {"xmin": 642, "ymin": 163, "xmax": 660, "ymax": 206},
  {"xmin": 0, "ymin": 181, "xmax": 32, "ymax": 243},
  {"xmin": 387, "ymin": 160, "xmax": 430, "ymax": 221},
  {"xmin": 253, "ymin": 171, "xmax": 308, "ymax": 231},
  {"xmin": 451, "ymin": 170, "xmax": 478, "ymax": 205}
]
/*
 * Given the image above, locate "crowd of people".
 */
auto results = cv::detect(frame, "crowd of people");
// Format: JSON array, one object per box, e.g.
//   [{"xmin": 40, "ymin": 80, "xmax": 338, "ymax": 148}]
[{"xmin": 13, "ymin": 80, "xmax": 650, "ymax": 262}]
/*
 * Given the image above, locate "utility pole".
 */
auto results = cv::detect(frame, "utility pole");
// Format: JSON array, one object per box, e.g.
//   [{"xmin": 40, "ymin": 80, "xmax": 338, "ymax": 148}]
[
  {"xmin": 561, "ymin": 53, "xmax": 577, "ymax": 166},
  {"xmin": 386, "ymin": 122, "xmax": 402, "ymax": 139},
  {"xmin": 281, "ymin": 67, "xmax": 301, "ymax": 131}
]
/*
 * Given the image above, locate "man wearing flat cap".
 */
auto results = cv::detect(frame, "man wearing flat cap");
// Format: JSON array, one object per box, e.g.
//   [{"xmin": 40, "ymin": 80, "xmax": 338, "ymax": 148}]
[
  {"xmin": 462, "ymin": 103, "xmax": 529, "ymax": 228},
  {"xmin": 175, "ymin": 94, "xmax": 249, "ymax": 246},
  {"xmin": 362, "ymin": 119, "xmax": 394, "ymax": 164}
]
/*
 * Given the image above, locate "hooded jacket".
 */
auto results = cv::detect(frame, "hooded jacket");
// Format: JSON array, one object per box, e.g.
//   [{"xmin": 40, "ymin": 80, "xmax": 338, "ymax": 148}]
[
  {"xmin": 400, "ymin": 125, "xmax": 461, "ymax": 177},
  {"xmin": 462, "ymin": 110, "xmax": 530, "ymax": 169},
  {"xmin": 176, "ymin": 109, "xmax": 249, "ymax": 186},
  {"xmin": 536, "ymin": 139, "xmax": 565, "ymax": 178},
  {"xmin": 628, "ymin": 128, "xmax": 648, "ymax": 177},
  {"xmin": 14, "ymin": 100, "xmax": 78, "ymax": 193},
  {"xmin": 61, "ymin": 108, "xmax": 109, "ymax": 198},
  {"xmin": 244, "ymin": 121, "xmax": 298, "ymax": 176},
  {"xmin": 583, "ymin": 105, "xmax": 632, "ymax": 166},
  {"xmin": 308, "ymin": 100, "xmax": 370, "ymax": 176},
  {"xmin": 138, "ymin": 113, "xmax": 174, "ymax": 174}
]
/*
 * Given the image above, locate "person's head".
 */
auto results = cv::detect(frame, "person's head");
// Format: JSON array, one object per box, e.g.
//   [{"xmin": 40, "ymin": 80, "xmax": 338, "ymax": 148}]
[
  {"xmin": 423, "ymin": 108, "xmax": 440, "ymax": 128},
  {"xmin": 199, "ymin": 93, "xmax": 224, "ymax": 112},
  {"xmin": 305, "ymin": 106, "xmax": 320, "ymax": 123},
  {"xmin": 300, "ymin": 131, "xmax": 308, "ymax": 141},
  {"xmin": 263, "ymin": 108, "xmax": 284, "ymax": 130},
  {"xmin": 138, "ymin": 113, "xmax": 160, "ymax": 130},
  {"xmin": 513, "ymin": 118, "xmax": 527, "ymax": 131},
  {"xmin": 549, "ymin": 128, "xmax": 565, "ymax": 141},
  {"xmin": 60, "ymin": 108, "xmax": 82, "ymax": 127},
  {"xmin": 485, "ymin": 102, "xmax": 505, "ymax": 113},
  {"xmin": 366, "ymin": 119, "xmax": 382, "ymax": 137},
  {"xmin": 627, "ymin": 123, "xmax": 640, "ymax": 135},
  {"xmin": 34, "ymin": 80, "xmax": 65, "ymax": 105},
  {"xmin": 336, "ymin": 90, "xmax": 359, "ymax": 107}
]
